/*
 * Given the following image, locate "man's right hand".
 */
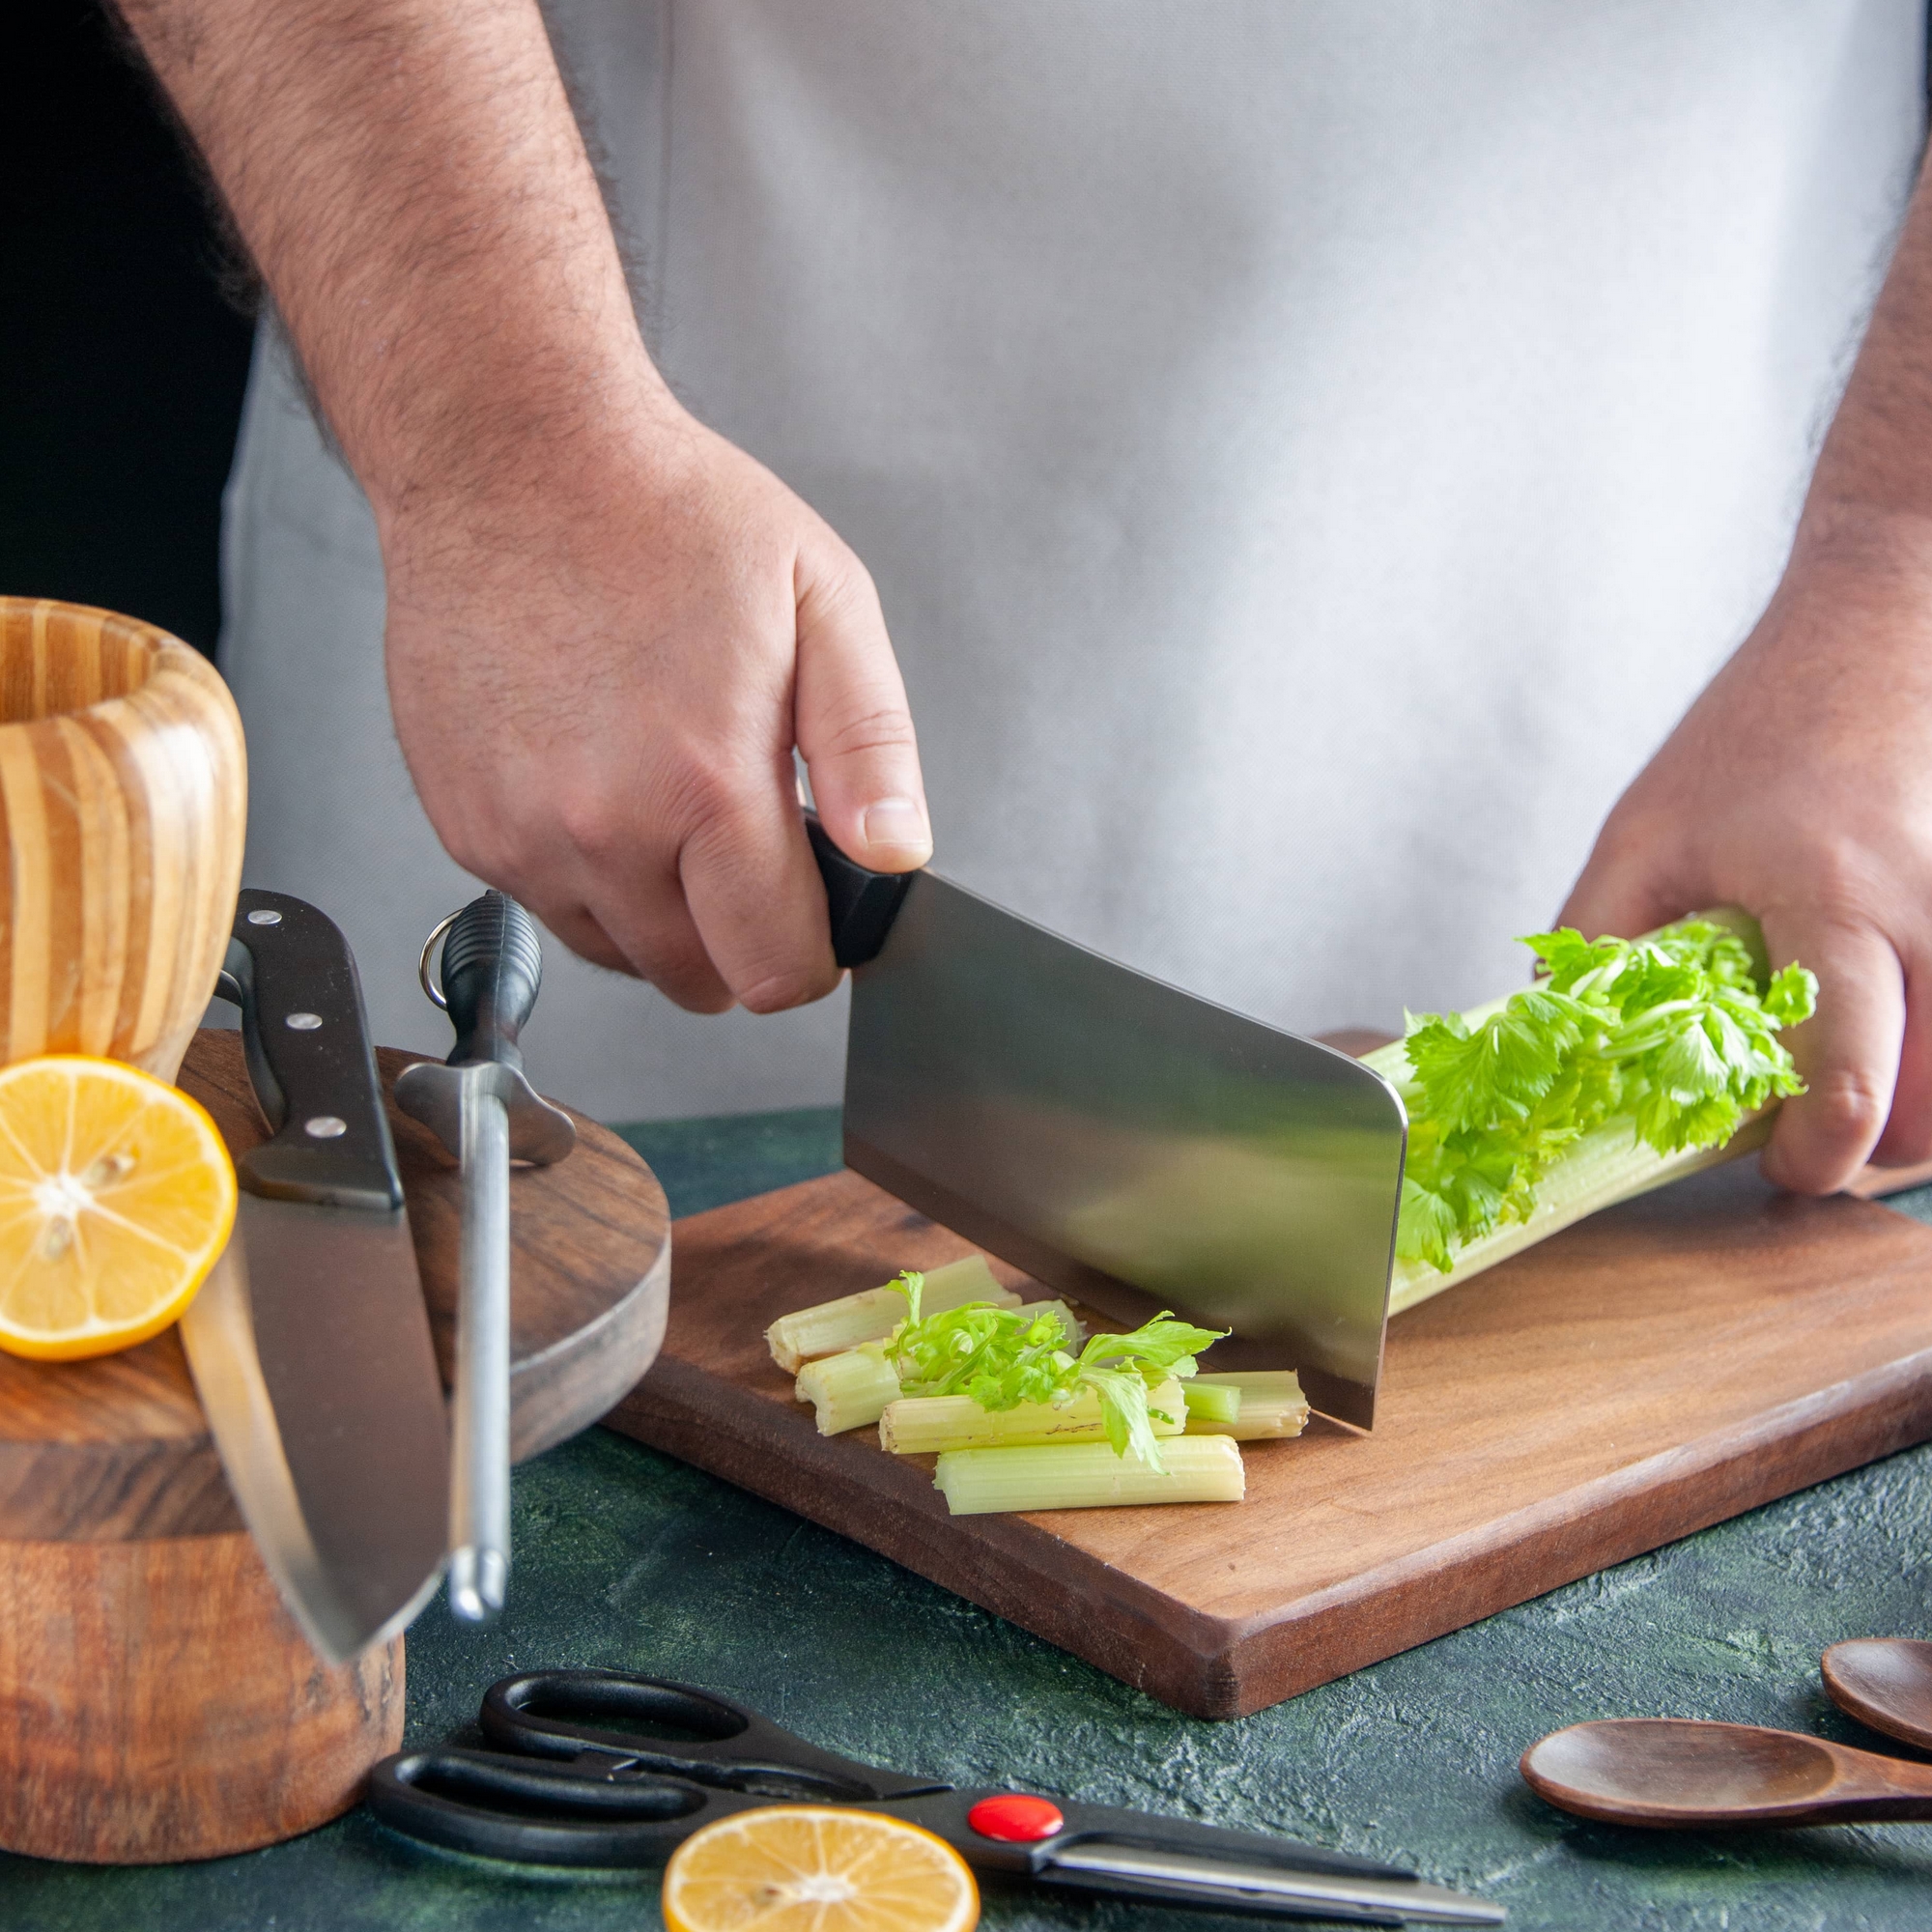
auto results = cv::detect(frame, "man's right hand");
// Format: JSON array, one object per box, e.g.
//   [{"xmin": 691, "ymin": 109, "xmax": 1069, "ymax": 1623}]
[
  {"xmin": 383, "ymin": 406, "xmax": 929, "ymax": 1014},
  {"xmin": 120, "ymin": 0, "xmax": 928, "ymax": 1011}
]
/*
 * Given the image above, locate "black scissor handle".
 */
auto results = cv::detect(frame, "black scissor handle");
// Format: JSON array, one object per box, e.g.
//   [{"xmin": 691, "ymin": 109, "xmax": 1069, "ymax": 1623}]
[
  {"xmin": 480, "ymin": 1670, "xmax": 946, "ymax": 1804},
  {"xmin": 366, "ymin": 1745, "xmax": 746, "ymax": 1867}
]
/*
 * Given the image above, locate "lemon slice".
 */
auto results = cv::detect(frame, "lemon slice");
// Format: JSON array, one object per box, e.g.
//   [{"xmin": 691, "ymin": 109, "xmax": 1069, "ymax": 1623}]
[
  {"xmin": 0, "ymin": 1056, "xmax": 237, "ymax": 1361},
  {"xmin": 662, "ymin": 1804, "xmax": 980, "ymax": 1932}
]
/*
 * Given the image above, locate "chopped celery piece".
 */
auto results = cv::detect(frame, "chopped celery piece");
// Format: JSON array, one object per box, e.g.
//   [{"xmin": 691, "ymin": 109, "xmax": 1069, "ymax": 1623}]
[
  {"xmin": 880, "ymin": 1378, "xmax": 1186, "ymax": 1455},
  {"xmin": 883, "ymin": 1290, "xmax": 1222, "ymax": 1469},
  {"xmin": 796, "ymin": 1343, "xmax": 899, "ymax": 1435},
  {"xmin": 933, "ymin": 1435, "xmax": 1245, "ymax": 1515},
  {"xmin": 795, "ymin": 1301, "xmax": 1084, "ymax": 1435},
  {"xmin": 1186, "ymin": 1370, "xmax": 1309, "ymax": 1439},
  {"xmin": 1180, "ymin": 1381, "xmax": 1241, "ymax": 1427},
  {"xmin": 766, "ymin": 1255, "xmax": 1015, "ymax": 1374}
]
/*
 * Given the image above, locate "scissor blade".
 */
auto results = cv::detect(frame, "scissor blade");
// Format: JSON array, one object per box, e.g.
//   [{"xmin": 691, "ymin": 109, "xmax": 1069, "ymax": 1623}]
[
  {"xmin": 180, "ymin": 1193, "xmax": 449, "ymax": 1664},
  {"xmin": 1046, "ymin": 1841, "xmax": 1504, "ymax": 1925}
]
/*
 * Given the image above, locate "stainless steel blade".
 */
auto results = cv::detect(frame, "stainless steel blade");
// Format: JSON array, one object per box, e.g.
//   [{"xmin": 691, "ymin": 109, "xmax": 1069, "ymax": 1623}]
[
  {"xmin": 843, "ymin": 873, "xmax": 1406, "ymax": 1426},
  {"xmin": 180, "ymin": 1194, "xmax": 450, "ymax": 1663},
  {"xmin": 1047, "ymin": 1842, "xmax": 1504, "ymax": 1924}
]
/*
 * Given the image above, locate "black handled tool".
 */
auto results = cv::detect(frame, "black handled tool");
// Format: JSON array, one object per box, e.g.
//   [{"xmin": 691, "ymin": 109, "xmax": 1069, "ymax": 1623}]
[
  {"xmin": 179, "ymin": 890, "xmax": 451, "ymax": 1662},
  {"xmin": 805, "ymin": 810, "xmax": 914, "ymax": 968},
  {"xmin": 367, "ymin": 1667, "xmax": 1502, "ymax": 1922},
  {"xmin": 396, "ymin": 893, "xmax": 575, "ymax": 1623}
]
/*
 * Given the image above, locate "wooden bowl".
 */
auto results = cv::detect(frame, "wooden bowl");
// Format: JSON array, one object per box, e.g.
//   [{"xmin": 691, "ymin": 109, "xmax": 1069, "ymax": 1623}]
[{"xmin": 0, "ymin": 598, "xmax": 245, "ymax": 1081}]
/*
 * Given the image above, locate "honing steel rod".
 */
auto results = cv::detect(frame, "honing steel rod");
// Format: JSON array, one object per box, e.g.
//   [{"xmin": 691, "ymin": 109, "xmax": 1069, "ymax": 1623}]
[
  {"xmin": 452, "ymin": 1062, "xmax": 512, "ymax": 1617},
  {"xmin": 396, "ymin": 893, "xmax": 576, "ymax": 1623}
]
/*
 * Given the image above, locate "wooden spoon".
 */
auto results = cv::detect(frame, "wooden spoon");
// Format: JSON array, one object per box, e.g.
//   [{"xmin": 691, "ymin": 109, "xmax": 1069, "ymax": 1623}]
[
  {"xmin": 1520, "ymin": 1719, "xmax": 1932, "ymax": 1828},
  {"xmin": 1823, "ymin": 1637, "xmax": 1932, "ymax": 1751}
]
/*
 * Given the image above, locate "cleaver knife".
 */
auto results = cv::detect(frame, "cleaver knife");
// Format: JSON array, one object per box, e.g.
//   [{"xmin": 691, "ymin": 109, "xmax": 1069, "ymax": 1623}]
[
  {"xmin": 180, "ymin": 889, "xmax": 451, "ymax": 1663},
  {"xmin": 808, "ymin": 822, "xmax": 1406, "ymax": 1428}
]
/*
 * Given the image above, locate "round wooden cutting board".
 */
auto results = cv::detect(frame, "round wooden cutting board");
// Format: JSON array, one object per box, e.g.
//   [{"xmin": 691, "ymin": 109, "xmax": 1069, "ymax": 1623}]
[{"xmin": 0, "ymin": 1028, "xmax": 670, "ymax": 1864}]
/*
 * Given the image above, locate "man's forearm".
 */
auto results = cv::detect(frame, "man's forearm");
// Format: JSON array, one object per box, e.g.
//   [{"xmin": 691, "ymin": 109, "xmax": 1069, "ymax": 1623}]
[
  {"xmin": 120, "ymin": 0, "xmax": 665, "ymax": 522},
  {"xmin": 1801, "ymin": 152, "xmax": 1932, "ymax": 549}
]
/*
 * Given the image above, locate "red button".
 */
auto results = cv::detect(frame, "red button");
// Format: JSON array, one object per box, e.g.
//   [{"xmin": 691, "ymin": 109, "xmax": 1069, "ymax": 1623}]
[{"xmin": 967, "ymin": 1794, "xmax": 1065, "ymax": 1842}]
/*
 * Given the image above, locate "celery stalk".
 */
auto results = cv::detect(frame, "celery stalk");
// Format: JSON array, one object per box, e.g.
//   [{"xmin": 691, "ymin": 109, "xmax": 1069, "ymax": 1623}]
[
  {"xmin": 766, "ymin": 1255, "xmax": 1016, "ymax": 1374},
  {"xmin": 1386, "ymin": 1113, "xmax": 1770, "ymax": 1313},
  {"xmin": 1180, "ymin": 1382, "xmax": 1241, "ymax": 1428},
  {"xmin": 1362, "ymin": 905, "xmax": 1806, "ymax": 1315},
  {"xmin": 1186, "ymin": 1369, "xmax": 1309, "ymax": 1438},
  {"xmin": 880, "ymin": 1378, "xmax": 1187, "ymax": 1455},
  {"xmin": 933, "ymin": 1435, "xmax": 1245, "ymax": 1515},
  {"xmin": 795, "ymin": 1300, "xmax": 1085, "ymax": 1435},
  {"xmin": 1366, "ymin": 1080, "xmax": 1772, "ymax": 1316}
]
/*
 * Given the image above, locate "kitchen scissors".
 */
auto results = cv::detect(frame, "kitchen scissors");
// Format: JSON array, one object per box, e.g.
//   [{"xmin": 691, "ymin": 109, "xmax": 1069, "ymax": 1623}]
[{"xmin": 367, "ymin": 1668, "xmax": 1501, "ymax": 1925}]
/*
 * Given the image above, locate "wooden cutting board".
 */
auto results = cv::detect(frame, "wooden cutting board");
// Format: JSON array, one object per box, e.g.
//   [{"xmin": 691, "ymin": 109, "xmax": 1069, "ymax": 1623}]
[{"xmin": 608, "ymin": 1159, "xmax": 1932, "ymax": 1719}]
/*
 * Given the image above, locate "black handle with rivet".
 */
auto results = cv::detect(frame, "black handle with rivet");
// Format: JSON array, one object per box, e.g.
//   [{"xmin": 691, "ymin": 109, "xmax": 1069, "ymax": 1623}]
[{"xmin": 213, "ymin": 888, "xmax": 403, "ymax": 1211}]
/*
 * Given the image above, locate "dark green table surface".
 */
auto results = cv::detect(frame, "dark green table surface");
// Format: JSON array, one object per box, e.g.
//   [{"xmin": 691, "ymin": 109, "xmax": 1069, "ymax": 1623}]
[{"xmin": 9, "ymin": 1107, "xmax": 1932, "ymax": 1932}]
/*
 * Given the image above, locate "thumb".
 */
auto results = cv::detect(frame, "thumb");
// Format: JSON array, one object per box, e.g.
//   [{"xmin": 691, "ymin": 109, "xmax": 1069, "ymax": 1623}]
[
  {"xmin": 793, "ymin": 543, "xmax": 932, "ymax": 873},
  {"xmin": 1758, "ymin": 909, "xmax": 1903, "ymax": 1194}
]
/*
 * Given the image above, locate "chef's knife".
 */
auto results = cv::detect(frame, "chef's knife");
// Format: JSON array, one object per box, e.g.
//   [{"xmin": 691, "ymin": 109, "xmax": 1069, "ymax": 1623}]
[
  {"xmin": 808, "ymin": 820, "xmax": 1406, "ymax": 1428},
  {"xmin": 179, "ymin": 889, "xmax": 451, "ymax": 1663},
  {"xmin": 396, "ymin": 892, "xmax": 575, "ymax": 1624}
]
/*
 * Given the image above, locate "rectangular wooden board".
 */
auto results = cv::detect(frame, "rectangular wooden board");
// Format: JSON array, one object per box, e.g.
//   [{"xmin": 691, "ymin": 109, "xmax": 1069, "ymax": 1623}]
[{"xmin": 605, "ymin": 1162, "xmax": 1932, "ymax": 1719}]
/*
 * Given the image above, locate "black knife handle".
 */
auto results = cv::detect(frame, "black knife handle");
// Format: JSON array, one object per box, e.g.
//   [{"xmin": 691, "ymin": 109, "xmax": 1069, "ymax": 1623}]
[
  {"xmin": 806, "ymin": 810, "xmax": 915, "ymax": 968},
  {"xmin": 436, "ymin": 891, "xmax": 543, "ymax": 1072},
  {"xmin": 215, "ymin": 889, "xmax": 404, "ymax": 1211}
]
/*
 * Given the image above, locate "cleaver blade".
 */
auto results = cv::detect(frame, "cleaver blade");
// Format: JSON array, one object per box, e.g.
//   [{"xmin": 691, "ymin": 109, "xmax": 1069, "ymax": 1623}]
[{"xmin": 810, "ymin": 827, "xmax": 1408, "ymax": 1429}]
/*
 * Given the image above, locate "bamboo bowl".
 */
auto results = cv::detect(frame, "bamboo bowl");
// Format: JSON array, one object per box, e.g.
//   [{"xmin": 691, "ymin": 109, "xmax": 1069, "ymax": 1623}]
[{"xmin": 0, "ymin": 598, "xmax": 245, "ymax": 1081}]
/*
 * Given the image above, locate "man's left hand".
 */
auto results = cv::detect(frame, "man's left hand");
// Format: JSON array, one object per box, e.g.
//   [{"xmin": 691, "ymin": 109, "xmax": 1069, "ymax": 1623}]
[{"xmin": 1560, "ymin": 516, "xmax": 1932, "ymax": 1192}]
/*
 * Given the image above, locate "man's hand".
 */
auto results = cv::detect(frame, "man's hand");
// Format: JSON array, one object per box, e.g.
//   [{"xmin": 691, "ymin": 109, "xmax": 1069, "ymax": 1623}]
[
  {"xmin": 1559, "ymin": 522, "xmax": 1932, "ymax": 1191},
  {"xmin": 121, "ymin": 0, "xmax": 928, "ymax": 1011},
  {"xmin": 383, "ymin": 412, "xmax": 926, "ymax": 1012}
]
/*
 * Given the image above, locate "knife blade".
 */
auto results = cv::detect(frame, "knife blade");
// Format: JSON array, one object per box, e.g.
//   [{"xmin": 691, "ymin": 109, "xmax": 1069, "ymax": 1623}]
[
  {"xmin": 180, "ymin": 889, "xmax": 451, "ymax": 1663},
  {"xmin": 808, "ymin": 820, "xmax": 1406, "ymax": 1427},
  {"xmin": 395, "ymin": 891, "xmax": 575, "ymax": 1625}
]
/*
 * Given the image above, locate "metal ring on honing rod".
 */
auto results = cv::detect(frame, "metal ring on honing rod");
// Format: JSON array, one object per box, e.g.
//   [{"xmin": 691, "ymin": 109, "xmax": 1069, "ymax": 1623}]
[{"xmin": 416, "ymin": 910, "xmax": 462, "ymax": 1010}]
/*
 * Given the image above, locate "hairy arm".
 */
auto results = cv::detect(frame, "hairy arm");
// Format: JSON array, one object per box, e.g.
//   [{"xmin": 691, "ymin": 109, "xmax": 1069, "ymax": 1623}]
[
  {"xmin": 120, "ymin": 0, "xmax": 931, "ymax": 1010},
  {"xmin": 123, "ymin": 0, "xmax": 652, "ymax": 510},
  {"xmin": 1563, "ymin": 155, "xmax": 1932, "ymax": 1190}
]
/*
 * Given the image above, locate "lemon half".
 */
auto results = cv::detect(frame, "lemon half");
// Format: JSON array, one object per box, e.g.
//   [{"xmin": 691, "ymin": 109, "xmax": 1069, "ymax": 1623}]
[
  {"xmin": 0, "ymin": 1055, "xmax": 237, "ymax": 1360},
  {"xmin": 662, "ymin": 1804, "xmax": 980, "ymax": 1932}
]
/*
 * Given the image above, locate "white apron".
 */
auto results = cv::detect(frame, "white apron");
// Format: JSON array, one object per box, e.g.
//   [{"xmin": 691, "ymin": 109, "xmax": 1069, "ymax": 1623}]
[{"xmin": 220, "ymin": 1, "xmax": 1926, "ymax": 1122}]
